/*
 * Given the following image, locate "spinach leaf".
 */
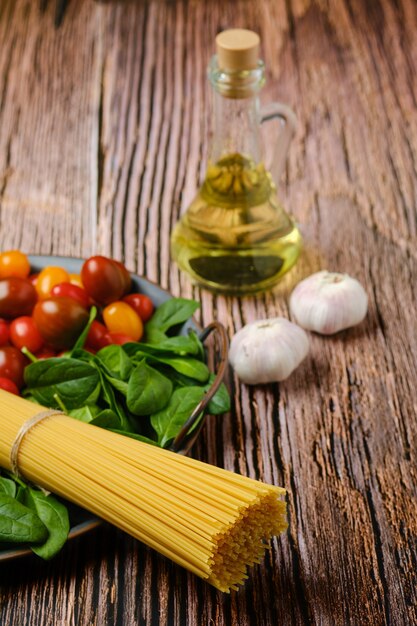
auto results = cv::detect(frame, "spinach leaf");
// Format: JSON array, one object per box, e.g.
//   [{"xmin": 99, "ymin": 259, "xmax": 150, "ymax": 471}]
[
  {"xmin": 150, "ymin": 386, "xmax": 206, "ymax": 448},
  {"xmin": 0, "ymin": 477, "xmax": 16, "ymax": 498},
  {"xmin": 144, "ymin": 327, "xmax": 167, "ymax": 344},
  {"xmin": 104, "ymin": 376, "xmax": 129, "ymax": 396},
  {"xmin": 24, "ymin": 358, "xmax": 100, "ymax": 410},
  {"xmin": 96, "ymin": 345, "xmax": 133, "ymax": 381},
  {"xmin": 204, "ymin": 375, "xmax": 231, "ymax": 415},
  {"xmin": 123, "ymin": 334, "xmax": 203, "ymax": 358},
  {"xmin": 68, "ymin": 405, "xmax": 101, "ymax": 423},
  {"xmin": 0, "ymin": 494, "xmax": 48, "ymax": 544},
  {"xmin": 146, "ymin": 298, "xmax": 199, "ymax": 333},
  {"xmin": 71, "ymin": 306, "xmax": 97, "ymax": 354},
  {"xmin": 144, "ymin": 355, "xmax": 210, "ymax": 383},
  {"xmin": 127, "ymin": 361, "xmax": 173, "ymax": 416},
  {"xmin": 110, "ymin": 430, "xmax": 158, "ymax": 446},
  {"xmin": 90, "ymin": 409, "xmax": 121, "ymax": 429},
  {"xmin": 96, "ymin": 369, "xmax": 133, "ymax": 432},
  {"xmin": 22, "ymin": 488, "xmax": 69, "ymax": 559}
]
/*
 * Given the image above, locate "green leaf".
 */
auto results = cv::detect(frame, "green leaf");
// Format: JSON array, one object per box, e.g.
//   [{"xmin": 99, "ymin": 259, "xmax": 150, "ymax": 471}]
[
  {"xmin": 90, "ymin": 409, "xmax": 121, "ymax": 429},
  {"xmin": 144, "ymin": 327, "xmax": 167, "ymax": 344},
  {"xmin": 123, "ymin": 334, "xmax": 203, "ymax": 357},
  {"xmin": 110, "ymin": 430, "xmax": 158, "ymax": 446},
  {"xmin": 71, "ymin": 306, "xmax": 97, "ymax": 354},
  {"xmin": 146, "ymin": 298, "xmax": 199, "ymax": 333},
  {"xmin": 68, "ymin": 405, "xmax": 101, "ymax": 423},
  {"xmin": 0, "ymin": 494, "xmax": 48, "ymax": 544},
  {"xmin": 24, "ymin": 358, "xmax": 100, "ymax": 410},
  {"xmin": 150, "ymin": 355, "xmax": 210, "ymax": 383},
  {"xmin": 96, "ymin": 345, "xmax": 133, "ymax": 381},
  {"xmin": 0, "ymin": 477, "xmax": 16, "ymax": 498},
  {"xmin": 96, "ymin": 369, "xmax": 133, "ymax": 432},
  {"xmin": 23, "ymin": 488, "xmax": 69, "ymax": 559},
  {"xmin": 127, "ymin": 361, "xmax": 173, "ymax": 416},
  {"xmin": 150, "ymin": 386, "xmax": 206, "ymax": 448},
  {"xmin": 204, "ymin": 376, "xmax": 231, "ymax": 415},
  {"xmin": 104, "ymin": 375, "xmax": 129, "ymax": 396}
]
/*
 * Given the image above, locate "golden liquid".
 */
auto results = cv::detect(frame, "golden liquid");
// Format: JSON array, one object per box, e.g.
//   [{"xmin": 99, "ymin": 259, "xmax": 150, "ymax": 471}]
[{"xmin": 171, "ymin": 154, "xmax": 302, "ymax": 294}]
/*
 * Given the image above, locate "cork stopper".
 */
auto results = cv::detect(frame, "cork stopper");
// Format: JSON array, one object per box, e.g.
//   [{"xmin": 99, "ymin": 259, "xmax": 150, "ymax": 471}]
[{"xmin": 215, "ymin": 29, "xmax": 260, "ymax": 72}]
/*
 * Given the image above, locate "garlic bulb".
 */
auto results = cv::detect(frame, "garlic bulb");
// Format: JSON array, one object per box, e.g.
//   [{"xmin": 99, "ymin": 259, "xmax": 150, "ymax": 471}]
[
  {"xmin": 229, "ymin": 318, "xmax": 309, "ymax": 384},
  {"xmin": 289, "ymin": 271, "xmax": 368, "ymax": 335}
]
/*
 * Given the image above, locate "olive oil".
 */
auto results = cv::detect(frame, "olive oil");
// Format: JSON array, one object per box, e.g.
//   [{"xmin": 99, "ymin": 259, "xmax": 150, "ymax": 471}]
[
  {"xmin": 170, "ymin": 29, "xmax": 302, "ymax": 294},
  {"xmin": 171, "ymin": 153, "xmax": 302, "ymax": 294}
]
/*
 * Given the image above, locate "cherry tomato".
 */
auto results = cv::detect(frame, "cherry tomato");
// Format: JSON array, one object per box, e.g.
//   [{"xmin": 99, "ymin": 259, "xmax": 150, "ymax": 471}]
[
  {"xmin": 103, "ymin": 301, "xmax": 143, "ymax": 341},
  {"xmin": 0, "ymin": 377, "xmax": 19, "ymax": 395},
  {"xmin": 0, "ymin": 320, "xmax": 9, "ymax": 346},
  {"xmin": 0, "ymin": 277, "xmax": 38, "ymax": 319},
  {"xmin": 36, "ymin": 266, "xmax": 70, "ymax": 299},
  {"xmin": 81, "ymin": 256, "xmax": 131, "ymax": 305},
  {"xmin": 35, "ymin": 347, "xmax": 57, "ymax": 360},
  {"xmin": 29, "ymin": 273, "xmax": 39, "ymax": 288},
  {"xmin": 9, "ymin": 316, "xmax": 44, "ymax": 353},
  {"xmin": 69, "ymin": 274, "xmax": 84, "ymax": 288},
  {"xmin": 123, "ymin": 293, "xmax": 154, "ymax": 322},
  {"xmin": 0, "ymin": 346, "xmax": 28, "ymax": 388},
  {"xmin": 33, "ymin": 297, "xmax": 89, "ymax": 350},
  {"xmin": 85, "ymin": 321, "xmax": 113, "ymax": 351},
  {"xmin": 51, "ymin": 282, "xmax": 90, "ymax": 309},
  {"xmin": 107, "ymin": 331, "xmax": 135, "ymax": 345},
  {"xmin": 0, "ymin": 250, "xmax": 30, "ymax": 279}
]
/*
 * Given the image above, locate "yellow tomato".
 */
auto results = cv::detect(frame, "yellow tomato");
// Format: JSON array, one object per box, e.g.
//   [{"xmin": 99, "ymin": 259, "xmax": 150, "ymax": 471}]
[
  {"xmin": 103, "ymin": 301, "xmax": 143, "ymax": 341},
  {"xmin": 69, "ymin": 273, "xmax": 84, "ymax": 288},
  {"xmin": 36, "ymin": 266, "xmax": 70, "ymax": 299},
  {"xmin": 0, "ymin": 250, "xmax": 31, "ymax": 279}
]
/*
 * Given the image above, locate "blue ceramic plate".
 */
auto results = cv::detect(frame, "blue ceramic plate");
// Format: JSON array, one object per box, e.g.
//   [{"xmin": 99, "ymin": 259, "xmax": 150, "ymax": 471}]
[{"xmin": 0, "ymin": 255, "xmax": 202, "ymax": 562}]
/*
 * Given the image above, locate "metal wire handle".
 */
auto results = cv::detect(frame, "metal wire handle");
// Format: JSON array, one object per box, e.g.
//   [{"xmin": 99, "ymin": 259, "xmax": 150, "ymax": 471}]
[{"xmin": 170, "ymin": 321, "xmax": 229, "ymax": 454}]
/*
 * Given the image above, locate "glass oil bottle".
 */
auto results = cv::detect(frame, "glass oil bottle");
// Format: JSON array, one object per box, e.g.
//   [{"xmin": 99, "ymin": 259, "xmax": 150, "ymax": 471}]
[{"xmin": 170, "ymin": 29, "xmax": 302, "ymax": 295}]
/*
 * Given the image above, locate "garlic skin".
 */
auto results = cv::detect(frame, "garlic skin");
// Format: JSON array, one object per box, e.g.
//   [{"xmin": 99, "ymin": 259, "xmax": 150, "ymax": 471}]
[
  {"xmin": 289, "ymin": 271, "xmax": 368, "ymax": 335},
  {"xmin": 229, "ymin": 318, "xmax": 309, "ymax": 384}
]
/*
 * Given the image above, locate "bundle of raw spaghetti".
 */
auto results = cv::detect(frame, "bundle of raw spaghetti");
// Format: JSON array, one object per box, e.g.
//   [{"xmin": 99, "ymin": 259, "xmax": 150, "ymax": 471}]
[{"xmin": 0, "ymin": 391, "xmax": 287, "ymax": 592}]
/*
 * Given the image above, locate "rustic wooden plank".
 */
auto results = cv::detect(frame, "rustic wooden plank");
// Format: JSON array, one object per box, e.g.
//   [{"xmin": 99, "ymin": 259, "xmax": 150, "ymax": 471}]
[
  {"xmin": 0, "ymin": 0, "xmax": 416, "ymax": 624},
  {"xmin": 0, "ymin": 0, "xmax": 101, "ymax": 257}
]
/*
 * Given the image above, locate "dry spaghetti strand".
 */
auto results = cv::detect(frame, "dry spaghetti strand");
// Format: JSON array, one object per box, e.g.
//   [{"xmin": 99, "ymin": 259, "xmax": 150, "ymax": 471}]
[{"xmin": 0, "ymin": 391, "xmax": 287, "ymax": 592}]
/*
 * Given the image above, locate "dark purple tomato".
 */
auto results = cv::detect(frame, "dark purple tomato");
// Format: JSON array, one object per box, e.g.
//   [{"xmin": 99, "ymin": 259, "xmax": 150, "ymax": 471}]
[
  {"xmin": 81, "ymin": 256, "xmax": 131, "ymax": 305},
  {"xmin": 32, "ymin": 297, "xmax": 89, "ymax": 350},
  {"xmin": 0, "ymin": 277, "xmax": 38, "ymax": 319}
]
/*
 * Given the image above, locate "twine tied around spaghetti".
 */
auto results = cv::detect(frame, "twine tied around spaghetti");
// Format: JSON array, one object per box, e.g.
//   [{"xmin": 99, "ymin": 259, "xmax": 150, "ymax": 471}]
[{"xmin": 10, "ymin": 409, "xmax": 63, "ymax": 481}]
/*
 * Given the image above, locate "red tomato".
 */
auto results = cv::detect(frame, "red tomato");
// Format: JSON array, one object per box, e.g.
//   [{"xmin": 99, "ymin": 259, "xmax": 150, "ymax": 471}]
[
  {"xmin": 36, "ymin": 266, "xmax": 70, "ymax": 299},
  {"xmin": 0, "ymin": 250, "xmax": 30, "ymax": 279},
  {"xmin": 0, "ymin": 377, "xmax": 19, "ymax": 395},
  {"xmin": 51, "ymin": 282, "xmax": 90, "ymax": 309},
  {"xmin": 123, "ymin": 293, "xmax": 154, "ymax": 322},
  {"xmin": 9, "ymin": 316, "xmax": 44, "ymax": 353},
  {"xmin": 85, "ymin": 321, "xmax": 113, "ymax": 351},
  {"xmin": 0, "ymin": 320, "xmax": 9, "ymax": 346},
  {"xmin": 103, "ymin": 301, "xmax": 143, "ymax": 341},
  {"xmin": 81, "ymin": 256, "xmax": 131, "ymax": 305},
  {"xmin": 35, "ymin": 348, "xmax": 57, "ymax": 360},
  {"xmin": 0, "ymin": 346, "xmax": 28, "ymax": 388},
  {"xmin": 29, "ymin": 273, "xmax": 39, "ymax": 288},
  {"xmin": 107, "ymin": 331, "xmax": 135, "ymax": 345},
  {"xmin": 33, "ymin": 297, "xmax": 90, "ymax": 350},
  {"xmin": 0, "ymin": 278, "xmax": 38, "ymax": 319}
]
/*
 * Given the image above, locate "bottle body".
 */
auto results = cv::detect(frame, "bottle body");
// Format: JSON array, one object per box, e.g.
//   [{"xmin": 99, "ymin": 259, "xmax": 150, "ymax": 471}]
[{"xmin": 170, "ymin": 51, "xmax": 302, "ymax": 294}]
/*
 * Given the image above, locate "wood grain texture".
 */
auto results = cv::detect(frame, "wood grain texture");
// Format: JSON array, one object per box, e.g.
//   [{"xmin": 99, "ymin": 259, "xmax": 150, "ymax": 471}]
[{"xmin": 0, "ymin": 0, "xmax": 416, "ymax": 624}]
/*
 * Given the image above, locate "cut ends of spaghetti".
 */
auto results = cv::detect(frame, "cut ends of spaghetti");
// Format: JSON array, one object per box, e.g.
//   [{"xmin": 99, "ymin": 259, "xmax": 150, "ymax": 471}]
[{"xmin": 207, "ymin": 489, "xmax": 287, "ymax": 592}]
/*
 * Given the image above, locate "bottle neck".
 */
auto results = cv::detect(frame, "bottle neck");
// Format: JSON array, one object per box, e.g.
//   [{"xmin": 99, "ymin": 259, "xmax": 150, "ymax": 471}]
[{"xmin": 208, "ymin": 56, "xmax": 265, "ymax": 165}]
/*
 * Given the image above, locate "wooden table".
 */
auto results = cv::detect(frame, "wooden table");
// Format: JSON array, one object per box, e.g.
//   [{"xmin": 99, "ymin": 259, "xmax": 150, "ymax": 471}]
[{"xmin": 0, "ymin": 1, "xmax": 416, "ymax": 624}]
